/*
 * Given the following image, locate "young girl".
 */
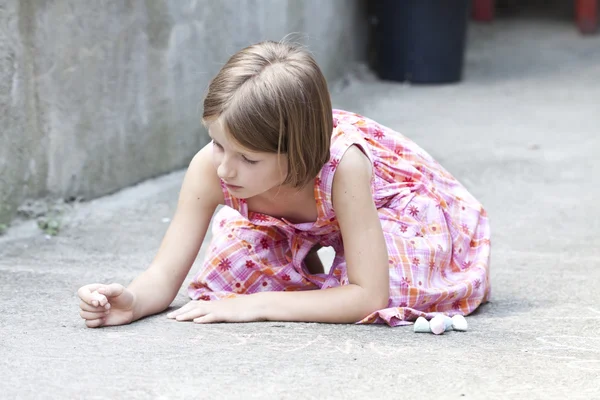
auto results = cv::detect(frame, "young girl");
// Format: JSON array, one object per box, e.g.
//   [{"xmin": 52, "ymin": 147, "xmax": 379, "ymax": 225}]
[{"xmin": 77, "ymin": 41, "xmax": 490, "ymax": 328}]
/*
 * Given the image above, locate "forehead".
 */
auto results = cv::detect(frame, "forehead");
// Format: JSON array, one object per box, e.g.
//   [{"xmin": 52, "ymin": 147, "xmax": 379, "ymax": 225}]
[
  {"xmin": 206, "ymin": 118, "xmax": 237, "ymax": 145},
  {"xmin": 206, "ymin": 117, "xmax": 264, "ymax": 155},
  {"xmin": 205, "ymin": 117, "xmax": 227, "ymax": 138}
]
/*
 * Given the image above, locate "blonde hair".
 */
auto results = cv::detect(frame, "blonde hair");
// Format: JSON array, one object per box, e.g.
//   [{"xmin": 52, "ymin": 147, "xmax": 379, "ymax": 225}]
[{"xmin": 202, "ymin": 40, "xmax": 333, "ymax": 188}]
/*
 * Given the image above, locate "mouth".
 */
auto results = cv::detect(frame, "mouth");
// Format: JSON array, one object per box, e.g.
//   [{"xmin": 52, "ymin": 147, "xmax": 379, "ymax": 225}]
[{"xmin": 225, "ymin": 183, "xmax": 242, "ymax": 190}]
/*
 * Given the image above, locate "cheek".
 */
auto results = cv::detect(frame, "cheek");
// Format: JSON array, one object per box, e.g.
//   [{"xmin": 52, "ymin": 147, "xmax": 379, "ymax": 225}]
[
  {"xmin": 278, "ymin": 164, "xmax": 288, "ymax": 179},
  {"xmin": 275, "ymin": 161, "xmax": 288, "ymax": 181},
  {"xmin": 212, "ymin": 148, "xmax": 224, "ymax": 164},
  {"xmin": 247, "ymin": 166, "xmax": 272, "ymax": 186}
]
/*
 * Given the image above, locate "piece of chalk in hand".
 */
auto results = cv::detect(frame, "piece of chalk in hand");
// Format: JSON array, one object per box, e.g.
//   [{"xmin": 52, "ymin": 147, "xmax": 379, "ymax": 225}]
[
  {"xmin": 91, "ymin": 291, "xmax": 105, "ymax": 303},
  {"xmin": 430, "ymin": 315, "xmax": 446, "ymax": 335},
  {"xmin": 451, "ymin": 315, "xmax": 468, "ymax": 331},
  {"xmin": 413, "ymin": 316, "xmax": 431, "ymax": 333}
]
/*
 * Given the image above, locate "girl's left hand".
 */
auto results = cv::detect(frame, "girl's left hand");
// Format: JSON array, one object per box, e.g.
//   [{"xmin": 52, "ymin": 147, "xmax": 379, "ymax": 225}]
[{"xmin": 166, "ymin": 297, "xmax": 265, "ymax": 324}]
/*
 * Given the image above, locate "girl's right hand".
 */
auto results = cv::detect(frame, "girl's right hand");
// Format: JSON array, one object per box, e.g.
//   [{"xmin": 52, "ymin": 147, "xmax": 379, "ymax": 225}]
[{"xmin": 77, "ymin": 283, "xmax": 136, "ymax": 328}]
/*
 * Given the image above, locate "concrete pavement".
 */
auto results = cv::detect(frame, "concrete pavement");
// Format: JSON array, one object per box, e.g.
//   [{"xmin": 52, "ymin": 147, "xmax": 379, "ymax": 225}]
[{"xmin": 1, "ymin": 19, "xmax": 600, "ymax": 399}]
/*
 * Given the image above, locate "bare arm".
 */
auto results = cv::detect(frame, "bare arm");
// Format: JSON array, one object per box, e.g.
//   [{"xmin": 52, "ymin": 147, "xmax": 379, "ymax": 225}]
[
  {"xmin": 129, "ymin": 143, "xmax": 223, "ymax": 321},
  {"xmin": 256, "ymin": 146, "xmax": 390, "ymax": 323}
]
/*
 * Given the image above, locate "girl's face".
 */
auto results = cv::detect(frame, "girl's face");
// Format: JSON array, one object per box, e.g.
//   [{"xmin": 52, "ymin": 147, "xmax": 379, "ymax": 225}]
[{"xmin": 208, "ymin": 118, "xmax": 289, "ymax": 200}]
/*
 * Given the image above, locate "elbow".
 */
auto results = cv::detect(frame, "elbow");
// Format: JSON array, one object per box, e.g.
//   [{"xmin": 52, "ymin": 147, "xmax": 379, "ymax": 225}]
[
  {"xmin": 360, "ymin": 287, "xmax": 389, "ymax": 314},
  {"xmin": 372, "ymin": 292, "xmax": 390, "ymax": 311}
]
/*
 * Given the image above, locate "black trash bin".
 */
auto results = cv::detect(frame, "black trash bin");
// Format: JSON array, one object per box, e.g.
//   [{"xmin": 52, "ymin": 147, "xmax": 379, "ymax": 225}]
[{"xmin": 373, "ymin": 0, "xmax": 470, "ymax": 84}]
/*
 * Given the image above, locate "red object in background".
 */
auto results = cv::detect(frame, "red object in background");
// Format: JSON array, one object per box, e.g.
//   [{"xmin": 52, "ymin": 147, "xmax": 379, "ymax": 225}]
[
  {"xmin": 575, "ymin": 0, "xmax": 598, "ymax": 34},
  {"xmin": 472, "ymin": 0, "xmax": 598, "ymax": 35},
  {"xmin": 472, "ymin": 0, "xmax": 495, "ymax": 22}
]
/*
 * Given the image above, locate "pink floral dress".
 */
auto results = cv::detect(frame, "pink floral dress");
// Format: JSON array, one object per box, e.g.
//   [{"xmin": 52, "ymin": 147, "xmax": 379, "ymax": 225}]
[{"xmin": 188, "ymin": 109, "xmax": 491, "ymax": 326}]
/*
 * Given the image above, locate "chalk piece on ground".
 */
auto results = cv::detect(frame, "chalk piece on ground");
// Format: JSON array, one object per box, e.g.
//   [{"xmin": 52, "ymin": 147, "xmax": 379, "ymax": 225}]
[
  {"xmin": 430, "ymin": 315, "xmax": 446, "ymax": 335},
  {"xmin": 413, "ymin": 316, "xmax": 431, "ymax": 333},
  {"xmin": 451, "ymin": 315, "xmax": 468, "ymax": 331},
  {"xmin": 443, "ymin": 315, "xmax": 453, "ymax": 331}
]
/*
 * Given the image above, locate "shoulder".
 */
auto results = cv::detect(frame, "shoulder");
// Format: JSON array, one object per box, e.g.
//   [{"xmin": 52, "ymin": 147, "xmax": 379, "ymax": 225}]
[
  {"xmin": 331, "ymin": 145, "xmax": 373, "ymax": 207},
  {"xmin": 181, "ymin": 143, "xmax": 224, "ymax": 209},
  {"xmin": 334, "ymin": 145, "xmax": 372, "ymax": 184}
]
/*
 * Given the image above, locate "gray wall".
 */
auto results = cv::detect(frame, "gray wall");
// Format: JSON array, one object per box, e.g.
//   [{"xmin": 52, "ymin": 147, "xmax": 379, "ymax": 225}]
[{"xmin": 0, "ymin": 0, "xmax": 367, "ymax": 225}]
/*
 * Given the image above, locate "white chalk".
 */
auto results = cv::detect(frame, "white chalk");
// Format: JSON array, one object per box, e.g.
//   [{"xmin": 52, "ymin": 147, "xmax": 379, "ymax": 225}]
[
  {"xmin": 443, "ymin": 315, "xmax": 453, "ymax": 331},
  {"xmin": 430, "ymin": 315, "xmax": 446, "ymax": 335},
  {"xmin": 451, "ymin": 315, "xmax": 468, "ymax": 331},
  {"xmin": 91, "ymin": 290, "xmax": 106, "ymax": 304},
  {"xmin": 413, "ymin": 316, "xmax": 431, "ymax": 333}
]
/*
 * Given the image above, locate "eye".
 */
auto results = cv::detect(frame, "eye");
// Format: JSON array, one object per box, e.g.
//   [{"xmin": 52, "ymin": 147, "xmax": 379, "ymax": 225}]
[
  {"xmin": 242, "ymin": 155, "xmax": 258, "ymax": 165},
  {"xmin": 212, "ymin": 140, "xmax": 223, "ymax": 150}
]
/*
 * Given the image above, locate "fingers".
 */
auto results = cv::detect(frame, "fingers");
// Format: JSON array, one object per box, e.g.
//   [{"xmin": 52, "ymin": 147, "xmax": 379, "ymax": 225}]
[
  {"xmin": 78, "ymin": 283, "xmax": 126, "ymax": 310},
  {"xmin": 166, "ymin": 301, "xmax": 197, "ymax": 319},
  {"xmin": 85, "ymin": 318, "xmax": 105, "ymax": 328},
  {"xmin": 194, "ymin": 314, "xmax": 220, "ymax": 324},
  {"xmin": 79, "ymin": 307, "xmax": 108, "ymax": 328},
  {"xmin": 167, "ymin": 301, "xmax": 209, "ymax": 322},
  {"xmin": 97, "ymin": 283, "xmax": 124, "ymax": 298},
  {"xmin": 91, "ymin": 291, "xmax": 109, "ymax": 307},
  {"xmin": 175, "ymin": 310, "xmax": 206, "ymax": 321},
  {"xmin": 78, "ymin": 284, "xmax": 113, "ymax": 308},
  {"xmin": 79, "ymin": 309, "xmax": 110, "ymax": 320},
  {"xmin": 78, "ymin": 283, "xmax": 125, "ymax": 328},
  {"xmin": 77, "ymin": 284, "xmax": 104, "ymax": 305},
  {"xmin": 80, "ymin": 301, "xmax": 110, "ymax": 312}
]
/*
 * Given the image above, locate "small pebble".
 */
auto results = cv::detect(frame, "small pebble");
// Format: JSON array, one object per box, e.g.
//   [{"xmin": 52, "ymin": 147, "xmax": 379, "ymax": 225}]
[
  {"xmin": 451, "ymin": 315, "xmax": 468, "ymax": 331},
  {"xmin": 430, "ymin": 315, "xmax": 446, "ymax": 335},
  {"xmin": 413, "ymin": 316, "xmax": 431, "ymax": 333}
]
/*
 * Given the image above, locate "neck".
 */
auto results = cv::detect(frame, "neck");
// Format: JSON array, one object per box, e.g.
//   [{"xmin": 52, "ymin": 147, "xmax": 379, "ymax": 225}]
[
  {"xmin": 247, "ymin": 179, "xmax": 318, "ymax": 224},
  {"xmin": 257, "ymin": 180, "xmax": 314, "ymax": 203}
]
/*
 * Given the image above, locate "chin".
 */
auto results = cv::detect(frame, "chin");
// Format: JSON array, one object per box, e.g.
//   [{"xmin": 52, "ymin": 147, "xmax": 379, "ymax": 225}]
[{"xmin": 227, "ymin": 189, "xmax": 251, "ymax": 199}]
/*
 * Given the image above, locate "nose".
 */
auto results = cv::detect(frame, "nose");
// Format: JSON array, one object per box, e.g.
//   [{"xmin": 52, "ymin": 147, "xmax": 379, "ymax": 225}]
[{"xmin": 217, "ymin": 155, "xmax": 236, "ymax": 181}]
